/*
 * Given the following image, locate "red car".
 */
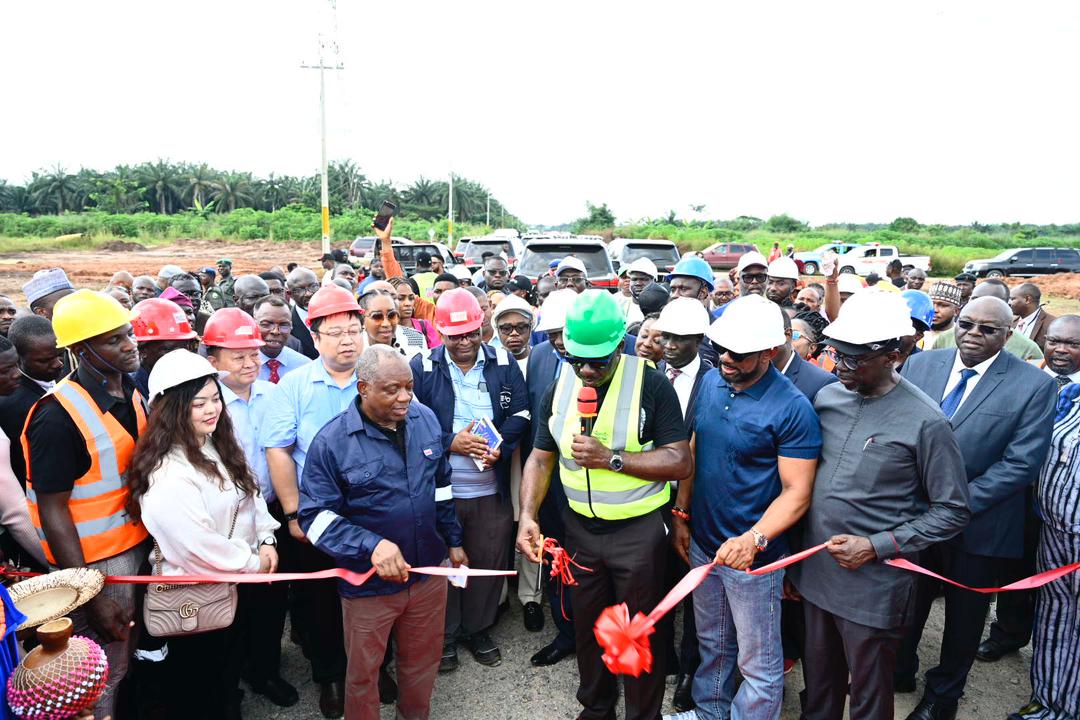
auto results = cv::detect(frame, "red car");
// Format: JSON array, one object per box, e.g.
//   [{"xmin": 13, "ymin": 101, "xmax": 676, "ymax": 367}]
[{"xmin": 700, "ymin": 242, "xmax": 760, "ymax": 270}]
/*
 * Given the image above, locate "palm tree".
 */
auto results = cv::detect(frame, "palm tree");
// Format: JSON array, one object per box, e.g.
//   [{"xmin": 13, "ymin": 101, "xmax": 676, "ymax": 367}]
[
  {"xmin": 138, "ymin": 160, "xmax": 183, "ymax": 214},
  {"xmin": 404, "ymin": 176, "xmax": 439, "ymax": 206},
  {"xmin": 30, "ymin": 165, "xmax": 79, "ymax": 213},
  {"xmin": 181, "ymin": 163, "xmax": 218, "ymax": 210},
  {"xmin": 210, "ymin": 172, "xmax": 255, "ymax": 213}
]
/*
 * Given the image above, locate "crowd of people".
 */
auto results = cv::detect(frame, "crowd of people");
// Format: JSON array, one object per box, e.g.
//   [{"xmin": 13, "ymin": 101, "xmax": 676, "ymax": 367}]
[{"xmin": 0, "ymin": 222, "xmax": 1077, "ymax": 720}]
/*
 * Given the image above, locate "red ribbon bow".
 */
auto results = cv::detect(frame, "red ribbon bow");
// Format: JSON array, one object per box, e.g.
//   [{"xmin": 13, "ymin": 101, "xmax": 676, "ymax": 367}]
[{"xmin": 594, "ymin": 603, "xmax": 656, "ymax": 677}]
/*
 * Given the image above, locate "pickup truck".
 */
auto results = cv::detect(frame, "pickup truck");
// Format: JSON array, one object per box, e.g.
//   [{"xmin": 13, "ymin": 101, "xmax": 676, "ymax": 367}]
[
  {"xmin": 794, "ymin": 243, "xmax": 862, "ymax": 275},
  {"xmin": 836, "ymin": 244, "xmax": 932, "ymax": 276}
]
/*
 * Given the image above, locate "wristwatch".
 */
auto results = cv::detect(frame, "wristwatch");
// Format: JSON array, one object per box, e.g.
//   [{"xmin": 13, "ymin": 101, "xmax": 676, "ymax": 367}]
[
  {"xmin": 608, "ymin": 452, "xmax": 624, "ymax": 472},
  {"xmin": 284, "ymin": 511, "xmax": 299, "ymax": 522},
  {"xmin": 260, "ymin": 536, "xmax": 277, "ymax": 547},
  {"xmin": 749, "ymin": 527, "xmax": 768, "ymax": 552}
]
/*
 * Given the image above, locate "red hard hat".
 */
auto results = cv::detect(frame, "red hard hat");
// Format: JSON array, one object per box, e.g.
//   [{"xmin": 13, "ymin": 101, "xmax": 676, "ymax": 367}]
[
  {"xmin": 202, "ymin": 308, "xmax": 265, "ymax": 349},
  {"xmin": 131, "ymin": 298, "xmax": 198, "ymax": 342},
  {"xmin": 434, "ymin": 288, "xmax": 483, "ymax": 336},
  {"xmin": 306, "ymin": 284, "xmax": 362, "ymax": 327}
]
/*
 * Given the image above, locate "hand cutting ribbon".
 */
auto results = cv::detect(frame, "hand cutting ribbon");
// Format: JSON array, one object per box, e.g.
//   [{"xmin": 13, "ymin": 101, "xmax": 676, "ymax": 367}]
[
  {"xmin": 594, "ymin": 540, "xmax": 1080, "ymax": 677},
  {"xmin": 539, "ymin": 537, "xmax": 592, "ymax": 620},
  {"xmin": 1, "ymin": 565, "xmax": 515, "ymax": 587}
]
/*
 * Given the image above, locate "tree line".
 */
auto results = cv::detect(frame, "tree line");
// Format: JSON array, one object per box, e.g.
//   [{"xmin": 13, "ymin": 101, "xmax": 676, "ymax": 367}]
[{"xmin": 0, "ymin": 160, "xmax": 520, "ymax": 226}]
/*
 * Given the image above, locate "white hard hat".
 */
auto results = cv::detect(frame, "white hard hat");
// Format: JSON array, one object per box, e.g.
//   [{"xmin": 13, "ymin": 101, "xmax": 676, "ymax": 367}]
[
  {"xmin": 705, "ymin": 295, "xmax": 786, "ymax": 354},
  {"xmin": 837, "ymin": 274, "xmax": 864, "ymax": 295},
  {"xmin": 147, "ymin": 349, "xmax": 228, "ymax": 405},
  {"xmin": 653, "ymin": 297, "xmax": 710, "ymax": 337},
  {"xmin": 823, "ymin": 289, "xmax": 915, "ymax": 353},
  {"xmin": 491, "ymin": 294, "xmax": 535, "ymax": 330},
  {"xmin": 625, "ymin": 257, "xmax": 658, "ymax": 278},
  {"xmin": 767, "ymin": 257, "xmax": 800, "ymax": 280},
  {"xmin": 555, "ymin": 256, "xmax": 588, "ymax": 278},
  {"xmin": 736, "ymin": 251, "xmax": 769, "ymax": 273},
  {"xmin": 535, "ymin": 289, "xmax": 579, "ymax": 333},
  {"xmin": 449, "ymin": 264, "xmax": 472, "ymax": 280}
]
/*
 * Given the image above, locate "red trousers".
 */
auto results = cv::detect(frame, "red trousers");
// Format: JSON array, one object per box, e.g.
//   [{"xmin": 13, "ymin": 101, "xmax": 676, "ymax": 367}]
[{"xmin": 341, "ymin": 576, "xmax": 448, "ymax": 720}]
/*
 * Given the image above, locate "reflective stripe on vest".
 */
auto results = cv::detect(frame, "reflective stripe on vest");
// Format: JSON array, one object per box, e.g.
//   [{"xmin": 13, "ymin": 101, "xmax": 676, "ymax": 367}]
[
  {"xmin": 549, "ymin": 355, "xmax": 668, "ymax": 520},
  {"xmin": 23, "ymin": 379, "xmax": 149, "ymax": 564}
]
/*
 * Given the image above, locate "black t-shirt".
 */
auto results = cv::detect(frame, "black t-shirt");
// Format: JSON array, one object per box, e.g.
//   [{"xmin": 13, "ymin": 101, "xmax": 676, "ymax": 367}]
[
  {"xmin": 0, "ymin": 375, "xmax": 48, "ymax": 489},
  {"xmin": 534, "ymin": 362, "xmax": 687, "ymax": 532},
  {"xmin": 25, "ymin": 366, "xmax": 141, "ymax": 495}
]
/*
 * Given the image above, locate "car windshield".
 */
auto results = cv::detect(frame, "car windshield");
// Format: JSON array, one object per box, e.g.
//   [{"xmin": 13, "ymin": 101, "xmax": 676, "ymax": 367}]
[
  {"xmin": 990, "ymin": 249, "xmax": 1020, "ymax": 261},
  {"xmin": 464, "ymin": 240, "xmax": 514, "ymax": 261},
  {"xmin": 350, "ymin": 237, "xmax": 376, "ymax": 253},
  {"xmin": 518, "ymin": 245, "xmax": 613, "ymax": 277},
  {"xmin": 623, "ymin": 244, "xmax": 680, "ymax": 265},
  {"xmin": 394, "ymin": 245, "xmax": 439, "ymax": 265}
]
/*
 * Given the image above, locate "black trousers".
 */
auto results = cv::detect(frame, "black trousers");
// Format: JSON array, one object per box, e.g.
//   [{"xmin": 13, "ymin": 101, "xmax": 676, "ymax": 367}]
[
  {"xmin": 271, "ymin": 501, "xmax": 347, "ymax": 683},
  {"xmin": 445, "ymin": 493, "xmax": 513, "ymax": 639},
  {"xmin": 540, "ymin": 472, "xmax": 576, "ymax": 651},
  {"xmin": 565, "ymin": 508, "xmax": 669, "ymax": 720},
  {"xmin": 896, "ymin": 543, "xmax": 997, "ymax": 703},
  {"xmin": 243, "ymin": 581, "xmax": 288, "ymax": 683},
  {"xmin": 802, "ymin": 600, "xmax": 906, "ymax": 720},
  {"xmin": 987, "ymin": 509, "xmax": 1041, "ymax": 650}
]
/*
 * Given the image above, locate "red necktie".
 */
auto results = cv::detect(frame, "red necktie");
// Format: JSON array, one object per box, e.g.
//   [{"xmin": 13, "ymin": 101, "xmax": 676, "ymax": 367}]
[
  {"xmin": 266, "ymin": 358, "xmax": 282, "ymax": 384},
  {"xmin": 666, "ymin": 366, "xmax": 681, "ymax": 384}
]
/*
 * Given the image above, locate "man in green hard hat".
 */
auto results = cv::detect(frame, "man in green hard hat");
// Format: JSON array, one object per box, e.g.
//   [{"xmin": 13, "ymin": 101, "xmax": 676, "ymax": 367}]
[{"xmin": 516, "ymin": 289, "xmax": 692, "ymax": 720}]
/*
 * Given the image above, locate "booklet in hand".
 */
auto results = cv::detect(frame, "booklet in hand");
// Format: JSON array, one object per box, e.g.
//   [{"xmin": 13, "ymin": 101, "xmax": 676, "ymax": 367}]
[{"xmin": 471, "ymin": 416, "xmax": 503, "ymax": 471}]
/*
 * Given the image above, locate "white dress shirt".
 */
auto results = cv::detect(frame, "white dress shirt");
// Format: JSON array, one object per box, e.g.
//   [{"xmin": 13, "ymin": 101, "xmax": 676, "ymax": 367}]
[
  {"xmin": 941, "ymin": 351, "xmax": 1001, "ymax": 411},
  {"xmin": 667, "ymin": 355, "xmax": 701, "ymax": 419},
  {"xmin": 1045, "ymin": 365, "xmax": 1080, "ymax": 385},
  {"xmin": 1016, "ymin": 309, "xmax": 1041, "ymax": 339}
]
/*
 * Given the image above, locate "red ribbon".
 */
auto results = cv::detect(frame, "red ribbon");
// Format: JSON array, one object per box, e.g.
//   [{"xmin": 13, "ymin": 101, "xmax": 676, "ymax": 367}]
[
  {"xmin": 593, "ymin": 541, "xmax": 1080, "ymax": 677},
  {"xmin": 1, "ymin": 565, "xmax": 515, "ymax": 587},
  {"xmin": 540, "ymin": 538, "xmax": 592, "ymax": 620}
]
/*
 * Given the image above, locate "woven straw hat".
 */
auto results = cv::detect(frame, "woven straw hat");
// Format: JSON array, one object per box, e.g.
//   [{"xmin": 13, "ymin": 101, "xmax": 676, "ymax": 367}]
[{"xmin": 9, "ymin": 568, "xmax": 106, "ymax": 629}]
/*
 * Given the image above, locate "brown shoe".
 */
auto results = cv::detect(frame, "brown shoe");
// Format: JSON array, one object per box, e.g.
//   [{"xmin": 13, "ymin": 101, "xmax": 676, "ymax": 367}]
[{"xmin": 319, "ymin": 680, "xmax": 345, "ymax": 719}]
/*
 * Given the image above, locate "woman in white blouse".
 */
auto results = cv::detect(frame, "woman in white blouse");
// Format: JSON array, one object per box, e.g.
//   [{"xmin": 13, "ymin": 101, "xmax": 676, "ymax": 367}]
[{"xmin": 127, "ymin": 349, "xmax": 279, "ymax": 719}]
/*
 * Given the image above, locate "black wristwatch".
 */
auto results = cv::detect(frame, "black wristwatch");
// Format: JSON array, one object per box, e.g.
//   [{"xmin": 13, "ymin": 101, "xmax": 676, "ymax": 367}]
[
  {"xmin": 260, "ymin": 537, "xmax": 278, "ymax": 547},
  {"xmin": 284, "ymin": 511, "xmax": 299, "ymax": 522}
]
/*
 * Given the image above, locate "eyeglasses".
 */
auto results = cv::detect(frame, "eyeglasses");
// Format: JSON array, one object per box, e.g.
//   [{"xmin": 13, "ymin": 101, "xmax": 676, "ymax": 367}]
[
  {"xmin": 445, "ymin": 330, "xmax": 481, "ymax": 343},
  {"xmin": 715, "ymin": 346, "xmax": 759, "ymax": 363},
  {"xmin": 486, "ymin": 269, "xmax": 509, "ymax": 277},
  {"xmin": 956, "ymin": 319, "xmax": 1006, "ymax": 336},
  {"xmin": 791, "ymin": 330, "xmax": 803, "ymax": 341},
  {"xmin": 181, "ymin": 289, "xmax": 203, "ymax": 303},
  {"xmin": 740, "ymin": 272, "xmax": 768, "ymax": 284},
  {"xmin": 258, "ymin": 321, "xmax": 293, "ymax": 333},
  {"xmin": 316, "ymin": 327, "xmax": 363, "ymax": 340},
  {"xmin": 566, "ymin": 352, "xmax": 617, "ymax": 370},
  {"xmin": 826, "ymin": 348, "xmax": 885, "ymax": 371},
  {"xmin": 365, "ymin": 310, "xmax": 399, "ymax": 323},
  {"xmin": 497, "ymin": 322, "xmax": 531, "ymax": 336},
  {"xmin": 556, "ymin": 276, "xmax": 587, "ymax": 289},
  {"xmin": 288, "ymin": 282, "xmax": 321, "ymax": 295}
]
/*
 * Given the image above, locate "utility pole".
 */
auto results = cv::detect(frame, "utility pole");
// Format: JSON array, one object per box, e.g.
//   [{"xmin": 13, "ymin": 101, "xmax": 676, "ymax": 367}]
[
  {"xmin": 486, "ymin": 194, "xmax": 490, "ymax": 227},
  {"xmin": 448, "ymin": 171, "xmax": 454, "ymax": 247},
  {"xmin": 301, "ymin": 18, "xmax": 344, "ymax": 255}
]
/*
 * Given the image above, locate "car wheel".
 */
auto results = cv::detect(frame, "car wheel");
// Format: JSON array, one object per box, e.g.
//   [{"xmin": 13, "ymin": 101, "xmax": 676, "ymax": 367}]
[
  {"xmin": 986, "ymin": 270, "xmax": 1005, "ymax": 279},
  {"xmin": 802, "ymin": 262, "xmax": 818, "ymax": 275},
  {"xmin": 839, "ymin": 266, "xmax": 856, "ymax": 274}
]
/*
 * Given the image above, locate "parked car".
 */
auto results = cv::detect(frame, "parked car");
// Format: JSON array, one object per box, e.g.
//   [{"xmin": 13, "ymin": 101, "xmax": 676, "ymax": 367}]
[
  {"xmin": 608, "ymin": 238, "xmax": 681, "ymax": 274},
  {"xmin": 836, "ymin": 244, "xmax": 932, "ymax": 276},
  {"xmin": 517, "ymin": 238, "xmax": 619, "ymax": 291},
  {"xmin": 963, "ymin": 247, "xmax": 1080, "ymax": 278},
  {"xmin": 453, "ymin": 236, "xmax": 478, "ymax": 261},
  {"xmin": 794, "ymin": 243, "xmax": 863, "ymax": 275},
  {"xmin": 460, "ymin": 235, "xmax": 526, "ymax": 268},
  {"xmin": 700, "ymin": 242, "xmax": 759, "ymax": 270},
  {"xmin": 349, "ymin": 235, "xmax": 411, "ymax": 266}
]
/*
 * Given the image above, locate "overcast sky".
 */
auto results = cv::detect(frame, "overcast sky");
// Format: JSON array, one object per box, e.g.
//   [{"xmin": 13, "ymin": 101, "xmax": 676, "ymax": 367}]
[{"xmin": 2, "ymin": 1, "xmax": 1078, "ymax": 227}]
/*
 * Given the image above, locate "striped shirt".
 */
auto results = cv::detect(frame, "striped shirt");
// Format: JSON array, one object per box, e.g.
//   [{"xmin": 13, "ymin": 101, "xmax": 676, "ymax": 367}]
[{"xmin": 1038, "ymin": 387, "xmax": 1080, "ymax": 534}]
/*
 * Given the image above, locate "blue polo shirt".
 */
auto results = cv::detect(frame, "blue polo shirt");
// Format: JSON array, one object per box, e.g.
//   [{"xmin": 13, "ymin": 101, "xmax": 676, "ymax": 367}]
[
  {"xmin": 222, "ymin": 380, "xmax": 277, "ymax": 501},
  {"xmin": 259, "ymin": 359, "xmax": 359, "ymax": 483},
  {"xmin": 691, "ymin": 364, "xmax": 822, "ymax": 567}
]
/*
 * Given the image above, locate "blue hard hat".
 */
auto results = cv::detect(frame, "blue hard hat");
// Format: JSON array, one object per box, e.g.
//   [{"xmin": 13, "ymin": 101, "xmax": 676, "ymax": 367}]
[
  {"xmin": 902, "ymin": 290, "xmax": 933, "ymax": 332},
  {"xmin": 666, "ymin": 256, "xmax": 714, "ymax": 291}
]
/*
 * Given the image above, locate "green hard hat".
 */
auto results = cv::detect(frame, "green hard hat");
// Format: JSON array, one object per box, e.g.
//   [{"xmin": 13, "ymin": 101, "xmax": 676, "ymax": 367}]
[{"xmin": 564, "ymin": 290, "xmax": 626, "ymax": 358}]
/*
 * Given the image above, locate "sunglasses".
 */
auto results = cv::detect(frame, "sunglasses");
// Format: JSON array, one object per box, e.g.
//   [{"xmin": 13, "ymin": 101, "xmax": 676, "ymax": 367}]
[
  {"xmin": 715, "ymin": 346, "xmax": 759, "ymax": 363},
  {"xmin": 956, "ymin": 319, "xmax": 1005, "ymax": 336},
  {"xmin": 826, "ymin": 348, "xmax": 885, "ymax": 371},
  {"xmin": 740, "ymin": 272, "xmax": 768, "ymax": 284},
  {"xmin": 566, "ymin": 352, "xmax": 617, "ymax": 370},
  {"xmin": 497, "ymin": 322, "xmax": 531, "ymax": 336},
  {"xmin": 365, "ymin": 310, "xmax": 400, "ymax": 323}
]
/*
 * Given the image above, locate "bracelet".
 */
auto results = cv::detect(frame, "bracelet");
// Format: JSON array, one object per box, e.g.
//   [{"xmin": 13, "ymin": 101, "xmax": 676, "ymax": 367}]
[
  {"xmin": 825, "ymin": 279, "xmax": 838, "ymax": 285},
  {"xmin": 284, "ymin": 511, "xmax": 299, "ymax": 522},
  {"xmin": 671, "ymin": 506, "xmax": 691, "ymax": 521}
]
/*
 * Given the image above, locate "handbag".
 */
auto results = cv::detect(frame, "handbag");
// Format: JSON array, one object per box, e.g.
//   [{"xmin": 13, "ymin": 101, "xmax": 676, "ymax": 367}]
[{"xmin": 143, "ymin": 493, "xmax": 241, "ymax": 637}]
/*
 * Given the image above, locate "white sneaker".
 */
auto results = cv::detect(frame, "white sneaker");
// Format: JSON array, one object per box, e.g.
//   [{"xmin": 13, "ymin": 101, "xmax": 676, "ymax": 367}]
[{"xmin": 662, "ymin": 711, "xmax": 698, "ymax": 720}]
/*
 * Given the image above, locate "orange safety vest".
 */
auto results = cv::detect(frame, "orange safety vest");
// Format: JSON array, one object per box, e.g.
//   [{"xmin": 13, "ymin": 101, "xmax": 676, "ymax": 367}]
[{"xmin": 23, "ymin": 379, "xmax": 149, "ymax": 565}]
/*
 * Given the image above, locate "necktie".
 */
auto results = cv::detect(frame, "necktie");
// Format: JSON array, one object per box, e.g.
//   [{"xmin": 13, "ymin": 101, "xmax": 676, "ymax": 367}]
[
  {"xmin": 940, "ymin": 368, "xmax": 978, "ymax": 419},
  {"xmin": 1056, "ymin": 374, "xmax": 1073, "ymax": 389},
  {"xmin": 266, "ymin": 358, "xmax": 282, "ymax": 384},
  {"xmin": 666, "ymin": 366, "xmax": 682, "ymax": 384}
]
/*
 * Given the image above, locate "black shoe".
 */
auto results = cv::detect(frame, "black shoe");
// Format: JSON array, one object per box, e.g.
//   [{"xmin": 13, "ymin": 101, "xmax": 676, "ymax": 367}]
[
  {"xmin": 893, "ymin": 674, "xmax": 917, "ymax": 693},
  {"xmin": 523, "ymin": 602, "xmax": 545, "ymax": 632},
  {"xmin": 673, "ymin": 673, "xmax": 695, "ymax": 711},
  {"xmin": 439, "ymin": 640, "xmax": 459, "ymax": 674},
  {"xmin": 530, "ymin": 640, "xmax": 574, "ymax": 667},
  {"xmin": 318, "ymin": 681, "xmax": 345, "ymax": 719},
  {"xmin": 976, "ymin": 637, "xmax": 1019, "ymax": 662},
  {"xmin": 247, "ymin": 676, "xmax": 299, "ymax": 707},
  {"xmin": 904, "ymin": 698, "xmax": 957, "ymax": 720},
  {"xmin": 465, "ymin": 632, "xmax": 502, "ymax": 666},
  {"xmin": 378, "ymin": 665, "xmax": 398, "ymax": 704}
]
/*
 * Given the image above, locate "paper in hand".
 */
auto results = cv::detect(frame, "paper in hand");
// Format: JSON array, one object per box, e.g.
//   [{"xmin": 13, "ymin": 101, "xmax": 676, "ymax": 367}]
[{"xmin": 470, "ymin": 416, "xmax": 503, "ymax": 471}]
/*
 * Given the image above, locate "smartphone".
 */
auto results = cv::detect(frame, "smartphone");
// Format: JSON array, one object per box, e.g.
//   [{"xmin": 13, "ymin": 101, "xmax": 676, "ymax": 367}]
[{"xmin": 372, "ymin": 200, "xmax": 397, "ymax": 231}]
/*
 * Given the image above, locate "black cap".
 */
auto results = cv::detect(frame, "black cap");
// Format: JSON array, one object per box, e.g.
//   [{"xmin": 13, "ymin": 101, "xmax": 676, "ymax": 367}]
[
  {"xmin": 332, "ymin": 249, "xmax": 348, "ymax": 263},
  {"xmin": 954, "ymin": 272, "xmax": 976, "ymax": 282},
  {"xmin": 511, "ymin": 275, "xmax": 533, "ymax": 292},
  {"xmin": 637, "ymin": 282, "xmax": 671, "ymax": 316},
  {"xmin": 416, "ymin": 251, "xmax": 432, "ymax": 266},
  {"xmin": 319, "ymin": 253, "xmax": 334, "ymax": 261}
]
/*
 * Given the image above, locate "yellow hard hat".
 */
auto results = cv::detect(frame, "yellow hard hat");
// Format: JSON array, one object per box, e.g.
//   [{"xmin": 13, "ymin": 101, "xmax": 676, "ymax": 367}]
[{"xmin": 53, "ymin": 289, "xmax": 136, "ymax": 348}]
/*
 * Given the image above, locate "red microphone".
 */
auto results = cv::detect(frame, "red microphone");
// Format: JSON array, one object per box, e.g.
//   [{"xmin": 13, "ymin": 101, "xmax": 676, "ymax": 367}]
[{"xmin": 578, "ymin": 386, "xmax": 598, "ymax": 436}]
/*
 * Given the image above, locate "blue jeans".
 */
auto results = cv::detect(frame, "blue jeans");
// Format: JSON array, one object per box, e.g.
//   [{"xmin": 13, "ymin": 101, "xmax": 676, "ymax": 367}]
[{"xmin": 691, "ymin": 540, "xmax": 784, "ymax": 720}]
